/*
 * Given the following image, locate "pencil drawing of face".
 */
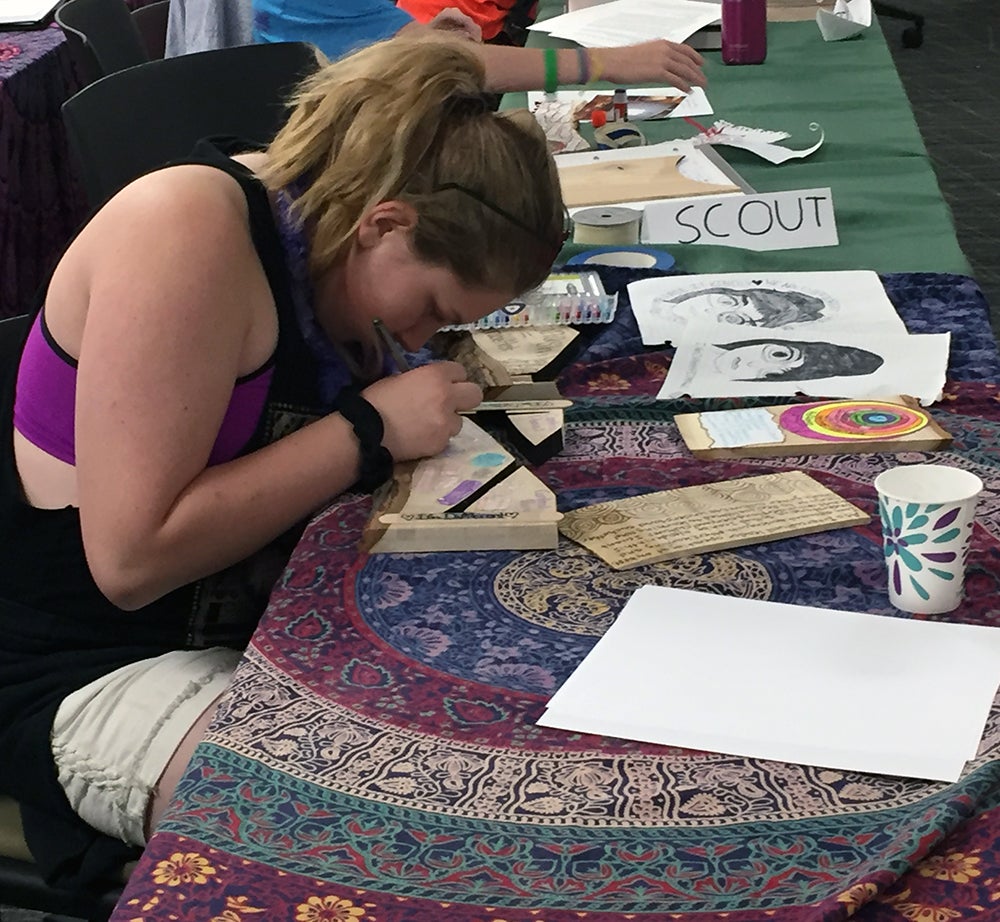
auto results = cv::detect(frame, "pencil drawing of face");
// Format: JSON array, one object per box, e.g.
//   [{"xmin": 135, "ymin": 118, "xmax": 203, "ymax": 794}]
[
  {"xmin": 656, "ymin": 286, "xmax": 827, "ymax": 327},
  {"xmin": 712, "ymin": 339, "xmax": 885, "ymax": 381}
]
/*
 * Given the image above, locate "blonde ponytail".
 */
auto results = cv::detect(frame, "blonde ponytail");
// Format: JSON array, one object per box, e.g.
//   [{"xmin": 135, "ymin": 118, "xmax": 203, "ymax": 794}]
[{"xmin": 262, "ymin": 38, "xmax": 564, "ymax": 295}]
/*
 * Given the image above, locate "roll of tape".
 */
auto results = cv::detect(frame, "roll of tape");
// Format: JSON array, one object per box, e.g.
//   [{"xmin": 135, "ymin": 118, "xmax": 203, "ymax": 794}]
[
  {"xmin": 572, "ymin": 206, "xmax": 643, "ymax": 246},
  {"xmin": 566, "ymin": 246, "xmax": 676, "ymax": 270},
  {"xmin": 593, "ymin": 123, "xmax": 646, "ymax": 150}
]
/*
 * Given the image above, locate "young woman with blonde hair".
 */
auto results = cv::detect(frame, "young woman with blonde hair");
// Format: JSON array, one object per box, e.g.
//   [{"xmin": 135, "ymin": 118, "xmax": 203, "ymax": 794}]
[{"xmin": 0, "ymin": 37, "xmax": 565, "ymax": 888}]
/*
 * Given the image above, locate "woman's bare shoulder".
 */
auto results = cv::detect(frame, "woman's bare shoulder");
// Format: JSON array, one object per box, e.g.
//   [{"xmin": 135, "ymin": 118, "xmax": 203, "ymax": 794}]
[{"xmin": 48, "ymin": 162, "xmax": 276, "ymax": 362}]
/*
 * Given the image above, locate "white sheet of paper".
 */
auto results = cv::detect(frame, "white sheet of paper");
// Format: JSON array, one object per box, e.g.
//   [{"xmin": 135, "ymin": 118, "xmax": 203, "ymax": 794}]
[
  {"xmin": 527, "ymin": 87, "xmax": 713, "ymax": 120},
  {"xmin": 641, "ymin": 187, "xmax": 839, "ymax": 251},
  {"xmin": 539, "ymin": 586, "xmax": 1000, "ymax": 781},
  {"xmin": 530, "ymin": 0, "xmax": 722, "ymax": 46},
  {"xmin": 0, "ymin": 0, "xmax": 60, "ymax": 23},
  {"xmin": 627, "ymin": 270, "xmax": 907, "ymax": 345},
  {"xmin": 817, "ymin": 0, "xmax": 872, "ymax": 41},
  {"xmin": 657, "ymin": 328, "xmax": 950, "ymax": 406}
]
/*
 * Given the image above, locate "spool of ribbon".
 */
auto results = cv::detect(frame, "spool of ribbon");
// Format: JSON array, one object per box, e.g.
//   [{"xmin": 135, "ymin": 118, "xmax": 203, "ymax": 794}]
[
  {"xmin": 571, "ymin": 206, "xmax": 643, "ymax": 246},
  {"xmin": 565, "ymin": 246, "xmax": 676, "ymax": 270}
]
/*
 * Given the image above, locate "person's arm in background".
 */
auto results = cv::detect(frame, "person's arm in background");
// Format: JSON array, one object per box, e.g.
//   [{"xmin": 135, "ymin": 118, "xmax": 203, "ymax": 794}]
[
  {"xmin": 398, "ymin": 1, "xmax": 706, "ymax": 91},
  {"xmin": 252, "ymin": 0, "xmax": 705, "ymax": 91},
  {"xmin": 474, "ymin": 40, "xmax": 705, "ymax": 93}
]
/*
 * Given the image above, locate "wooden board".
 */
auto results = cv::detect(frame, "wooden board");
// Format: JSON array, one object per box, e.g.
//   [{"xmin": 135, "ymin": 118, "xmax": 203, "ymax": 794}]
[
  {"xmin": 362, "ymin": 420, "xmax": 562, "ymax": 554},
  {"xmin": 675, "ymin": 396, "xmax": 952, "ymax": 460},
  {"xmin": 558, "ymin": 155, "xmax": 740, "ymax": 208}
]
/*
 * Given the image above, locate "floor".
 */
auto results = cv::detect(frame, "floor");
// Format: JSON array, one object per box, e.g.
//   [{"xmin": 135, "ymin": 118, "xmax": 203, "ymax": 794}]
[
  {"xmin": 2, "ymin": 6, "xmax": 997, "ymax": 922},
  {"xmin": 881, "ymin": 0, "xmax": 1000, "ymax": 325}
]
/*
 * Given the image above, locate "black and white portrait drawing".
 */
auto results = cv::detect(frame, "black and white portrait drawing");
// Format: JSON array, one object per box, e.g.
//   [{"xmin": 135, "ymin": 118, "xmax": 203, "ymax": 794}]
[
  {"xmin": 711, "ymin": 338, "xmax": 884, "ymax": 382},
  {"xmin": 658, "ymin": 330, "xmax": 950, "ymax": 404},
  {"xmin": 628, "ymin": 271, "xmax": 906, "ymax": 346}
]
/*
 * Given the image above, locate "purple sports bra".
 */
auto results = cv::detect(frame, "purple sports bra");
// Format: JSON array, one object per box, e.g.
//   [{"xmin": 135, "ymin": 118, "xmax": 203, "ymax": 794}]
[{"xmin": 13, "ymin": 311, "xmax": 275, "ymax": 467}]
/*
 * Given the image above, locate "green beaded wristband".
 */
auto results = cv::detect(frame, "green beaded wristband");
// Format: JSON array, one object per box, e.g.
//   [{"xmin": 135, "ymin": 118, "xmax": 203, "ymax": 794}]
[{"xmin": 543, "ymin": 47, "xmax": 559, "ymax": 94}]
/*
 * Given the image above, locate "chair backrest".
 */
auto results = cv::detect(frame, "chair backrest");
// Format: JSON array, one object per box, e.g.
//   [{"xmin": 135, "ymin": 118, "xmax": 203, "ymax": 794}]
[
  {"xmin": 0, "ymin": 315, "xmax": 31, "ymax": 372},
  {"xmin": 131, "ymin": 0, "xmax": 170, "ymax": 60},
  {"xmin": 61, "ymin": 41, "xmax": 320, "ymax": 208},
  {"xmin": 55, "ymin": 0, "xmax": 150, "ymax": 83}
]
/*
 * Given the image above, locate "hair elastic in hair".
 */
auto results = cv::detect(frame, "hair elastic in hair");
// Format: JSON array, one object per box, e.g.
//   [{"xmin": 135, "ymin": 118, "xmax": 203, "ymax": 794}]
[
  {"xmin": 445, "ymin": 92, "xmax": 492, "ymax": 118},
  {"xmin": 337, "ymin": 389, "xmax": 394, "ymax": 492},
  {"xmin": 543, "ymin": 47, "xmax": 559, "ymax": 95}
]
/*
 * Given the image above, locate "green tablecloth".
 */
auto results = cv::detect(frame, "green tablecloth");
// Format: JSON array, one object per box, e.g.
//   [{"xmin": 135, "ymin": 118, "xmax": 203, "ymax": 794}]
[{"xmin": 507, "ymin": 17, "xmax": 970, "ymax": 275}]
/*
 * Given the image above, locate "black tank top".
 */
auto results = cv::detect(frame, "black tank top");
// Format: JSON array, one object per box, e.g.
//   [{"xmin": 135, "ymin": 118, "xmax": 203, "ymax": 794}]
[{"xmin": 0, "ymin": 139, "xmax": 328, "ymax": 889}]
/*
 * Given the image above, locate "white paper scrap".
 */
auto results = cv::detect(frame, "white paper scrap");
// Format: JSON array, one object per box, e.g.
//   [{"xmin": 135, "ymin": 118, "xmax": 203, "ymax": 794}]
[
  {"xmin": 539, "ymin": 586, "xmax": 1000, "ymax": 781},
  {"xmin": 817, "ymin": 0, "xmax": 872, "ymax": 41},
  {"xmin": 695, "ymin": 121, "xmax": 826, "ymax": 165}
]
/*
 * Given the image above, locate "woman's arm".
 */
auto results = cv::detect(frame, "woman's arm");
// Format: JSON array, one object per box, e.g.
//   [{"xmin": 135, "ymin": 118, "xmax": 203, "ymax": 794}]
[
  {"xmin": 70, "ymin": 169, "xmax": 474, "ymax": 611},
  {"xmin": 475, "ymin": 40, "xmax": 706, "ymax": 94}
]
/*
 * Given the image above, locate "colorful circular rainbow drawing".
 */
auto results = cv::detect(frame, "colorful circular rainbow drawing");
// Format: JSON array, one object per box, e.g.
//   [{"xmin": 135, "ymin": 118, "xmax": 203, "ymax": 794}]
[{"xmin": 779, "ymin": 400, "xmax": 930, "ymax": 442}]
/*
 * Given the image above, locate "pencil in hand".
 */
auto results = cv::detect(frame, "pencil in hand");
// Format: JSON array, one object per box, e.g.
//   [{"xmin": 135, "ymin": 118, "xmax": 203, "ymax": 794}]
[{"xmin": 373, "ymin": 318, "xmax": 411, "ymax": 373}]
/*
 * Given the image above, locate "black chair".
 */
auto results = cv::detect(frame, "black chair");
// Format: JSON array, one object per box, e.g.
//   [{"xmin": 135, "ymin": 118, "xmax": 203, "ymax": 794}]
[
  {"xmin": 0, "ymin": 315, "xmax": 125, "ymax": 922},
  {"xmin": 873, "ymin": 1, "xmax": 924, "ymax": 48},
  {"xmin": 0, "ymin": 313, "xmax": 29, "ymax": 362},
  {"xmin": 130, "ymin": 0, "xmax": 170, "ymax": 60},
  {"xmin": 60, "ymin": 40, "xmax": 320, "ymax": 207},
  {"xmin": 55, "ymin": 0, "xmax": 150, "ymax": 84},
  {"xmin": 0, "ymin": 796, "xmax": 126, "ymax": 922}
]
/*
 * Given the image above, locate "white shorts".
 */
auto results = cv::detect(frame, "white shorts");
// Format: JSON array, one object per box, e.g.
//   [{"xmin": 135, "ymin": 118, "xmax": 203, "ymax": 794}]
[{"xmin": 51, "ymin": 647, "xmax": 242, "ymax": 846}]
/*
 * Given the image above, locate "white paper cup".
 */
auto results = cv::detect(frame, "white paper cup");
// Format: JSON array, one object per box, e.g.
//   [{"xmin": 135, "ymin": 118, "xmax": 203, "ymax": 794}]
[{"xmin": 874, "ymin": 464, "xmax": 983, "ymax": 614}]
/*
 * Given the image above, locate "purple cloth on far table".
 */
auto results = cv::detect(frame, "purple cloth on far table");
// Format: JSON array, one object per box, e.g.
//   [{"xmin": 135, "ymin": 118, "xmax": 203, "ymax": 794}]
[{"xmin": 0, "ymin": 27, "xmax": 88, "ymax": 319}]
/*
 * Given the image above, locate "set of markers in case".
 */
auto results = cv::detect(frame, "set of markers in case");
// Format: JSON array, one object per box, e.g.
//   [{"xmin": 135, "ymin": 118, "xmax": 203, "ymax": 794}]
[{"xmin": 442, "ymin": 270, "xmax": 618, "ymax": 330}]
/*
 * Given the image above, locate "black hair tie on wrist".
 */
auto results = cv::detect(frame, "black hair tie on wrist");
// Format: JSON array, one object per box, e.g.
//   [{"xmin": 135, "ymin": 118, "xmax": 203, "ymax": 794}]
[{"xmin": 336, "ymin": 389, "xmax": 394, "ymax": 493}]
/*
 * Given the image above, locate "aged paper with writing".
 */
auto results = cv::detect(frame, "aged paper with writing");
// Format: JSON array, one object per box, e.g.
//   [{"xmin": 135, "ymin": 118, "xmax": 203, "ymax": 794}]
[{"xmin": 559, "ymin": 471, "xmax": 868, "ymax": 569}]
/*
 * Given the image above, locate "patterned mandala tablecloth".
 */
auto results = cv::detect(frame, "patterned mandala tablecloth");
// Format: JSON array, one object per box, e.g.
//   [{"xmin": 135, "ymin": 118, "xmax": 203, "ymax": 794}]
[{"xmin": 111, "ymin": 272, "xmax": 1000, "ymax": 922}]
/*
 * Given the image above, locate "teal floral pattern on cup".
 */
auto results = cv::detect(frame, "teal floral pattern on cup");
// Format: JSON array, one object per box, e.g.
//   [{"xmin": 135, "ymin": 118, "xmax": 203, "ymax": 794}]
[{"xmin": 879, "ymin": 498, "xmax": 968, "ymax": 602}]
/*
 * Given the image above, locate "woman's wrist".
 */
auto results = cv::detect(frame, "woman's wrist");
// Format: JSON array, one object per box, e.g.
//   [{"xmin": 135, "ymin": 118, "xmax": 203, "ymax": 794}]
[
  {"xmin": 336, "ymin": 389, "xmax": 394, "ymax": 492},
  {"xmin": 550, "ymin": 48, "xmax": 607, "ymax": 88},
  {"xmin": 574, "ymin": 48, "xmax": 604, "ymax": 85}
]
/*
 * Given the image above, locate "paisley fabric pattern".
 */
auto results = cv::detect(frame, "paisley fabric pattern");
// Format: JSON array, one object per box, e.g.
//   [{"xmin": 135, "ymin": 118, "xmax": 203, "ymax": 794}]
[{"xmin": 111, "ymin": 275, "xmax": 1000, "ymax": 922}]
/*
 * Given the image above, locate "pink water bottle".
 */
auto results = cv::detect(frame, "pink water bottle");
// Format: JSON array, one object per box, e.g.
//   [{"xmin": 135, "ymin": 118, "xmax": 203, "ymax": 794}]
[{"xmin": 721, "ymin": 0, "xmax": 767, "ymax": 65}]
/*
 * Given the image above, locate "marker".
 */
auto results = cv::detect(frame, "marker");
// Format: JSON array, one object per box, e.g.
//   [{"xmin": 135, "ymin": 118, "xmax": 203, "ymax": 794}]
[{"xmin": 373, "ymin": 319, "xmax": 411, "ymax": 373}]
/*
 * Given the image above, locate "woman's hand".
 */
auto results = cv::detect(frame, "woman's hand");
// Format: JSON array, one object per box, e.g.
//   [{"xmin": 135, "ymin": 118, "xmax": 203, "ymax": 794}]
[
  {"xmin": 361, "ymin": 362, "xmax": 482, "ymax": 461},
  {"xmin": 598, "ymin": 40, "xmax": 706, "ymax": 93}
]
